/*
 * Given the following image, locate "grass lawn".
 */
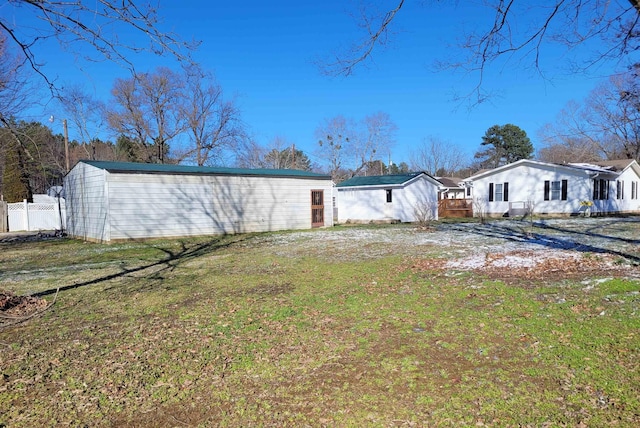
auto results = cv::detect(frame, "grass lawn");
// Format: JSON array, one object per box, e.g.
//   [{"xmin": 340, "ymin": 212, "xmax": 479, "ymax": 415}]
[{"xmin": 1, "ymin": 220, "xmax": 639, "ymax": 427}]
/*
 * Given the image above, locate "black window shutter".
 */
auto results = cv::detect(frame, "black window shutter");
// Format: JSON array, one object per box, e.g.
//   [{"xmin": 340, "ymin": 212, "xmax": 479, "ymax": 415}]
[
  {"xmin": 593, "ymin": 179, "xmax": 598, "ymax": 200},
  {"xmin": 488, "ymin": 183, "xmax": 494, "ymax": 202},
  {"xmin": 598, "ymin": 179, "xmax": 607, "ymax": 200},
  {"xmin": 561, "ymin": 180, "xmax": 568, "ymax": 201},
  {"xmin": 544, "ymin": 181, "xmax": 550, "ymax": 201},
  {"xmin": 503, "ymin": 182, "xmax": 509, "ymax": 202}
]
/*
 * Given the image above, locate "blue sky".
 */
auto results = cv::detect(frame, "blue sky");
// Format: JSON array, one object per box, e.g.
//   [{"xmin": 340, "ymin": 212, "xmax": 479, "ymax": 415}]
[{"xmin": 13, "ymin": 0, "xmax": 625, "ymax": 168}]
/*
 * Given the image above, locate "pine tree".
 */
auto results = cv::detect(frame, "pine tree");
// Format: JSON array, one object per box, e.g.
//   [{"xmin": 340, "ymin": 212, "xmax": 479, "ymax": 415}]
[
  {"xmin": 475, "ymin": 124, "xmax": 533, "ymax": 168},
  {"xmin": 2, "ymin": 143, "xmax": 33, "ymax": 202}
]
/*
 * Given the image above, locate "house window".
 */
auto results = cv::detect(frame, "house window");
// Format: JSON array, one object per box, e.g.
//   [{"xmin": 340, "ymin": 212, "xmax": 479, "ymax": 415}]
[
  {"xmin": 544, "ymin": 180, "xmax": 568, "ymax": 201},
  {"xmin": 386, "ymin": 189, "xmax": 392, "ymax": 203},
  {"xmin": 488, "ymin": 182, "xmax": 509, "ymax": 202},
  {"xmin": 495, "ymin": 184, "xmax": 504, "ymax": 201},
  {"xmin": 466, "ymin": 187, "xmax": 471, "ymax": 197},
  {"xmin": 593, "ymin": 179, "xmax": 609, "ymax": 200},
  {"xmin": 616, "ymin": 180, "xmax": 624, "ymax": 200},
  {"xmin": 632, "ymin": 181, "xmax": 638, "ymax": 200},
  {"xmin": 551, "ymin": 181, "xmax": 561, "ymax": 200}
]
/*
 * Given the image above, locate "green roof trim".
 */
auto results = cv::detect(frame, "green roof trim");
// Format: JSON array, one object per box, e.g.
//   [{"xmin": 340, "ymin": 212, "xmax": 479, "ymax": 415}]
[
  {"xmin": 79, "ymin": 160, "xmax": 331, "ymax": 180},
  {"xmin": 336, "ymin": 172, "xmax": 426, "ymax": 188}
]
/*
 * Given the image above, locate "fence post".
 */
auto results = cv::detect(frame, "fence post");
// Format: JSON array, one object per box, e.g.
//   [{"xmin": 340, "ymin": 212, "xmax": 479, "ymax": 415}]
[
  {"xmin": 0, "ymin": 201, "xmax": 7, "ymax": 232},
  {"xmin": 23, "ymin": 199, "xmax": 30, "ymax": 231},
  {"xmin": 56, "ymin": 198, "xmax": 64, "ymax": 231}
]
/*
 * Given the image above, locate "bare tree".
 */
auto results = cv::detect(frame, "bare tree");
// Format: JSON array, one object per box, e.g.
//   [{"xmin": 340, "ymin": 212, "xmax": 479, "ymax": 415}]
[
  {"xmin": 233, "ymin": 137, "xmax": 268, "ymax": 169},
  {"xmin": 177, "ymin": 66, "xmax": 246, "ymax": 166},
  {"xmin": 324, "ymin": 1, "xmax": 640, "ymax": 101},
  {"xmin": 0, "ymin": 34, "xmax": 33, "ymax": 121},
  {"xmin": 107, "ymin": 67, "xmax": 186, "ymax": 163},
  {"xmin": 1, "ymin": 0, "xmax": 197, "ymax": 93},
  {"xmin": 537, "ymin": 116, "xmax": 605, "ymax": 164},
  {"xmin": 320, "ymin": 0, "xmax": 405, "ymax": 76},
  {"xmin": 539, "ymin": 69, "xmax": 640, "ymax": 162},
  {"xmin": 585, "ymin": 70, "xmax": 640, "ymax": 160},
  {"xmin": 352, "ymin": 111, "xmax": 397, "ymax": 175},
  {"xmin": 0, "ymin": 34, "xmax": 40, "ymax": 193},
  {"xmin": 314, "ymin": 115, "xmax": 357, "ymax": 182},
  {"xmin": 58, "ymin": 85, "xmax": 105, "ymax": 160},
  {"xmin": 314, "ymin": 112, "xmax": 398, "ymax": 180},
  {"xmin": 536, "ymin": 135, "xmax": 604, "ymax": 164},
  {"xmin": 410, "ymin": 136, "xmax": 467, "ymax": 176}
]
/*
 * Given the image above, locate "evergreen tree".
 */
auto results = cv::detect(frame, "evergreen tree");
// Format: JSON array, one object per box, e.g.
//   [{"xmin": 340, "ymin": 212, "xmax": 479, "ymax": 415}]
[
  {"xmin": 2, "ymin": 143, "xmax": 32, "ymax": 202},
  {"xmin": 475, "ymin": 124, "xmax": 533, "ymax": 168}
]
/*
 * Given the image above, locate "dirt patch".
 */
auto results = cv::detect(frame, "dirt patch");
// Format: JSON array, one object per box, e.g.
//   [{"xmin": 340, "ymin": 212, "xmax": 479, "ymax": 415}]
[
  {"xmin": 410, "ymin": 249, "xmax": 639, "ymax": 282},
  {"xmin": 0, "ymin": 230, "xmax": 66, "ymax": 244}
]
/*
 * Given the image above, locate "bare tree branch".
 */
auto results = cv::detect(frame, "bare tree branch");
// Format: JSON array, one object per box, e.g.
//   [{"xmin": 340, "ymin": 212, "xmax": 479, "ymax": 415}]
[
  {"xmin": 325, "ymin": 1, "xmax": 640, "ymax": 104},
  {"xmin": 320, "ymin": 0, "xmax": 404, "ymax": 76},
  {"xmin": 1, "ymin": 1, "xmax": 199, "ymax": 94}
]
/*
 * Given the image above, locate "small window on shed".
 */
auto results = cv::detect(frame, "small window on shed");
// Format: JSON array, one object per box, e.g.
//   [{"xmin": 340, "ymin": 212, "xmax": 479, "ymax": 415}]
[{"xmin": 386, "ymin": 189, "xmax": 393, "ymax": 203}]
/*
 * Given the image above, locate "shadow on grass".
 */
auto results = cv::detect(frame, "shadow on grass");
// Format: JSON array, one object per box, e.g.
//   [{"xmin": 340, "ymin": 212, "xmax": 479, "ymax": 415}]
[
  {"xmin": 32, "ymin": 235, "xmax": 248, "ymax": 298},
  {"xmin": 445, "ymin": 217, "xmax": 640, "ymax": 265}
]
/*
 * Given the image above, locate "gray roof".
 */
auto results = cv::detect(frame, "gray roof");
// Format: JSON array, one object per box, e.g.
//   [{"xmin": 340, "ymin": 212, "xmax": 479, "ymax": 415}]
[
  {"xmin": 592, "ymin": 159, "xmax": 635, "ymax": 172},
  {"xmin": 436, "ymin": 177, "xmax": 463, "ymax": 188}
]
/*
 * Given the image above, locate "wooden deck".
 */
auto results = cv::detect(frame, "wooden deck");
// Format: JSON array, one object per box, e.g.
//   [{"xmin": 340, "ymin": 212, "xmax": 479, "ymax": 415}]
[{"xmin": 438, "ymin": 199, "xmax": 474, "ymax": 218}]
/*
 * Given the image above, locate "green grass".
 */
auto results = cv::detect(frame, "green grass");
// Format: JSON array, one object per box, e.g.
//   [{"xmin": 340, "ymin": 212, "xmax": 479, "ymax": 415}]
[{"xmin": 0, "ymin": 226, "xmax": 639, "ymax": 427}]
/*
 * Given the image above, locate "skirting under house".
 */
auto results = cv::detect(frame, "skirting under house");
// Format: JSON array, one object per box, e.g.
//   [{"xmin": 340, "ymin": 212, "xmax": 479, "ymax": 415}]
[{"xmin": 64, "ymin": 160, "xmax": 333, "ymax": 242}]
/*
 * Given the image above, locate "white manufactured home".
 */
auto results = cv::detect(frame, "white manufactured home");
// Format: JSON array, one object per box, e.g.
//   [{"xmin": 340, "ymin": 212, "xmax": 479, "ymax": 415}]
[
  {"xmin": 64, "ymin": 160, "xmax": 333, "ymax": 242},
  {"xmin": 335, "ymin": 172, "xmax": 442, "ymax": 223},
  {"xmin": 464, "ymin": 159, "xmax": 640, "ymax": 217}
]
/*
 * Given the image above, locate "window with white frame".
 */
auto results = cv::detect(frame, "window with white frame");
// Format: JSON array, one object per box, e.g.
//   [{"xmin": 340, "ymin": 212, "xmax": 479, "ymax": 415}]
[
  {"xmin": 632, "ymin": 181, "xmax": 638, "ymax": 200},
  {"xmin": 593, "ymin": 179, "xmax": 609, "ymax": 200},
  {"xmin": 544, "ymin": 180, "xmax": 568, "ymax": 201},
  {"xmin": 385, "ymin": 189, "xmax": 392, "ymax": 203},
  {"xmin": 488, "ymin": 182, "xmax": 509, "ymax": 202},
  {"xmin": 616, "ymin": 180, "xmax": 625, "ymax": 200},
  {"xmin": 551, "ymin": 181, "xmax": 561, "ymax": 200}
]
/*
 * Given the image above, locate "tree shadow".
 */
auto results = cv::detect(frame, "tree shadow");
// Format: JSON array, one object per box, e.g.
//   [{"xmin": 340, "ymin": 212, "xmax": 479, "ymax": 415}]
[
  {"xmin": 32, "ymin": 235, "xmax": 248, "ymax": 298},
  {"xmin": 445, "ymin": 218, "xmax": 640, "ymax": 265}
]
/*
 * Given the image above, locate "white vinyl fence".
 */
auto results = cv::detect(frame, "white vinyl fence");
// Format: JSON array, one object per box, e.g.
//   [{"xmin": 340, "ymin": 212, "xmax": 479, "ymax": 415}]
[{"xmin": 7, "ymin": 199, "xmax": 66, "ymax": 232}]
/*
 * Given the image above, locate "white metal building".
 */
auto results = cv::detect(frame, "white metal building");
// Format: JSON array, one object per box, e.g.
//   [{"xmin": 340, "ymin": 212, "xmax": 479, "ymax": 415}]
[
  {"xmin": 335, "ymin": 172, "xmax": 442, "ymax": 223},
  {"xmin": 64, "ymin": 160, "xmax": 333, "ymax": 242}
]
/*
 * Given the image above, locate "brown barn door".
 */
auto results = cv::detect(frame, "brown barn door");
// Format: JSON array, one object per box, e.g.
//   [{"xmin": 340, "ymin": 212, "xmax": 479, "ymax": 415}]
[{"xmin": 311, "ymin": 190, "xmax": 324, "ymax": 228}]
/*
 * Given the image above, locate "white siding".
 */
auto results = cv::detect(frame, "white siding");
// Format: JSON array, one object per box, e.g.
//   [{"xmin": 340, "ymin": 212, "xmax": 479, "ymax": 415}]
[
  {"xmin": 64, "ymin": 163, "xmax": 109, "ymax": 241},
  {"xmin": 106, "ymin": 174, "xmax": 332, "ymax": 240},
  {"xmin": 64, "ymin": 162, "xmax": 333, "ymax": 242},
  {"xmin": 337, "ymin": 176, "xmax": 439, "ymax": 223},
  {"xmin": 472, "ymin": 163, "xmax": 594, "ymax": 216},
  {"xmin": 610, "ymin": 167, "xmax": 640, "ymax": 214},
  {"xmin": 392, "ymin": 177, "xmax": 439, "ymax": 221}
]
